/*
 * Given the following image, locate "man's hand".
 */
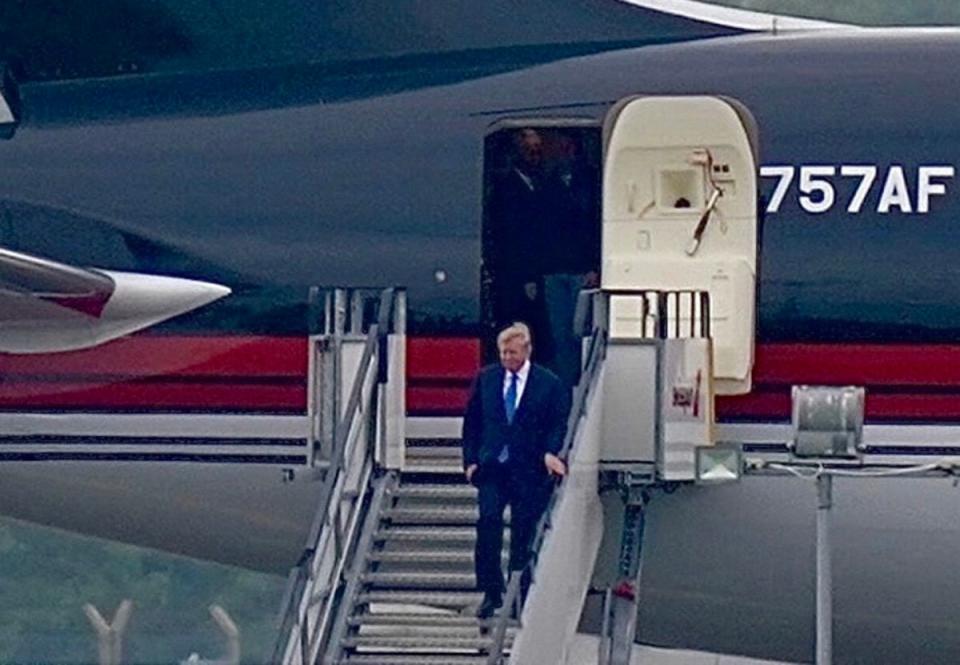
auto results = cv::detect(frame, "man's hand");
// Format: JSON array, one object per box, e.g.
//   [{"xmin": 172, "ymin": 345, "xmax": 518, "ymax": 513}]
[
  {"xmin": 465, "ymin": 464, "xmax": 478, "ymax": 483},
  {"xmin": 524, "ymin": 282, "xmax": 538, "ymax": 301},
  {"xmin": 544, "ymin": 453, "xmax": 566, "ymax": 477}
]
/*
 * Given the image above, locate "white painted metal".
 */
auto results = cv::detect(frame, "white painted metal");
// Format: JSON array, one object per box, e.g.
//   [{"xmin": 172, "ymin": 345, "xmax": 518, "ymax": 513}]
[
  {"xmin": 0, "ymin": 443, "xmax": 307, "ymax": 458},
  {"xmin": 659, "ymin": 338, "xmax": 714, "ymax": 480},
  {"xmin": 406, "ymin": 417, "xmax": 463, "ymax": 440},
  {"xmin": 307, "ymin": 333, "xmax": 325, "ymax": 463},
  {"xmin": 83, "ymin": 600, "xmax": 132, "ymax": 665},
  {"xmin": 0, "ymin": 413, "xmax": 310, "ymax": 462},
  {"xmin": 616, "ymin": 0, "xmax": 851, "ymax": 30},
  {"xmin": 383, "ymin": 329, "xmax": 407, "ymax": 469},
  {"xmin": 339, "ymin": 338, "xmax": 367, "ymax": 417},
  {"xmin": 600, "ymin": 343, "xmax": 659, "ymax": 463},
  {"xmin": 509, "ymin": 365, "xmax": 607, "ymax": 664},
  {"xmin": 0, "ymin": 268, "xmax": 230, "ymax": 353},
  {"xmin": 0, "ymin": 413, "xmax": 308, "ymax": 439},
  {"xmin": 602, "ymin": 96, "xmax": 758, "ymax": 394},
  {"xmin": 281, "ymin": 409, "xmax": 376, "ymax": 663},
  {"xmin": 279, "ymin": 296, "xmax": 392, "ymax": 663},
  {"xmin": 0, "ymin": 89, "xmax": 13, "ymax": 124},
  {"xmin": 816, "ymin": 475, "xmax": 833, "ymax": 665},
  {"xmin": 566, "ymin": 633, "xmax": 800, "ymax": 664},
  {"xmin": 408, "ymin": 417, "xmax": 960, "ymax": 450}
]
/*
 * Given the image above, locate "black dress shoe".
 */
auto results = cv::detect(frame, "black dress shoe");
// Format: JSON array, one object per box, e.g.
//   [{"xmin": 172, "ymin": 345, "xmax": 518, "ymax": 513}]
[{"xmin": 476, "ymin": 593, "xmax": 503, "ymax": 619}]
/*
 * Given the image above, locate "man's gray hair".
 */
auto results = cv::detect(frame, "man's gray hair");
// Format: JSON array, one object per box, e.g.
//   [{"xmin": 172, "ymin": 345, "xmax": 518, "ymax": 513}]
[{"xmin": 497, "ymin": 322, "xmax": 532, "ymax": 349}]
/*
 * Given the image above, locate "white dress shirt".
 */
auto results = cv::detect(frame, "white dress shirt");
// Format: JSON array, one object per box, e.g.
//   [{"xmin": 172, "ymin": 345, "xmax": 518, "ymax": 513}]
[
  {"xmin": 502, "ymin": 360, "xmax": 531, "ymax": 407},
  {"xmin": 513, "ymin": 167, "xmax": 536, "ymax": 192}
]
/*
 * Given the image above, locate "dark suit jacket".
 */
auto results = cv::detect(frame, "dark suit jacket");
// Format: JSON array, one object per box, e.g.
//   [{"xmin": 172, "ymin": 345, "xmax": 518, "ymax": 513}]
[
  {"xmin": 462, "ymin": 363, "xmax": 569, "ymax": 479},
  {"xmin": 490, "ymin": 167, "xmax": 550, "ymax": 282}
]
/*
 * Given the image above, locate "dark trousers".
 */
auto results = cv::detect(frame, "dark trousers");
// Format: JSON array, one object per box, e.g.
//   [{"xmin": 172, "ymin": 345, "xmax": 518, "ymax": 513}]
[{"xmin": 474, "ymin": 463, "xmax": 550, "ymax": 598}]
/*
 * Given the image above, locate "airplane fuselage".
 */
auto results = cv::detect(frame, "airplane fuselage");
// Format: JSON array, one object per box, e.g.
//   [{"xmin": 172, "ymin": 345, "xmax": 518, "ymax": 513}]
[
  {"xmin": 4, "ymin": 26, "xmax": 960, "ymax": 663},
  {"xmin": 4, "ymin": 29, "xmax": 960, "ymax": 343}
]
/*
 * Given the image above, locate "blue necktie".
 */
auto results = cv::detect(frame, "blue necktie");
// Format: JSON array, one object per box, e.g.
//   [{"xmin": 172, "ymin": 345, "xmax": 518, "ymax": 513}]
[
  {"xmin": 505, "ymin": 372, "xmax": 519, "ymax": 423},
  {"xmin": 499, "ymin": 372, "xmax": 519, "ymax": 463}
]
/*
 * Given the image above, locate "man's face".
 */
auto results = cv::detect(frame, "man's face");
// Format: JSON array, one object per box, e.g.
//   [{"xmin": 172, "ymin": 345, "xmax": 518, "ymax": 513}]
[
  {"xmin": 499, "ymin": 336, "xmax": 530, "ymax": 373},
  {"xmin": 556, "ymin": 135, "xmax": 577, "ymax": 165},
  {"xmin": 517, "ymin": 130, "xmax": 543, "ymax": 168}
]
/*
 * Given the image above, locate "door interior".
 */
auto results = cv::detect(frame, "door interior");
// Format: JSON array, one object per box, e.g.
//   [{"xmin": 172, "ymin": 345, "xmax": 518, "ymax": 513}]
[{"xmin": 602, "ymin": 95, "xmax": 760, "ymax": 395}]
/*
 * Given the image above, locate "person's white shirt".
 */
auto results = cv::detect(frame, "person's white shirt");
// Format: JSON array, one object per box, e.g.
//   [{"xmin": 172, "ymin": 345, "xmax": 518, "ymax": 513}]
[
  {"xmin": 502, "ymin": 359, "xmax": 531, "ymax": 406},
  {"xmin": 513, "ymin": 167, "xmax": 536, "ymax": 192}
]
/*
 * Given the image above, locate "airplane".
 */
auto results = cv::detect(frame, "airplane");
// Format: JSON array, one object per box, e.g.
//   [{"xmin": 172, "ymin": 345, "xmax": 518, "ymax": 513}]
[{"xmin": 3, "ymin": 1, "xmax": 960, "ymax": 662}]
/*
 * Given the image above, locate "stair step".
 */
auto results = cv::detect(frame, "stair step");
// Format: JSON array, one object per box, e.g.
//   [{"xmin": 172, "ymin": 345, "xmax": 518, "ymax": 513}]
[
  {"xmin": 376, "ymin": 526, "xmax": 474, "ymax": 545},
  {"xmin": 342, "ymin": 655, "xmax": 489, "ymax": 665},
  {"xmin": 403, "ymin": 462, "xmax": 465, "ymax": 475},
  {"xmin": 405, "ymin": 445, "xmax": 463, "ymax": 459},
  {"xmin": 356, "ymin": 590, "xmax": 482, "ymax": 611},
  {"xmin": 343, "ymin": 634, "xmax": 506, "ymax": 651},
  {"xmin": 393, "ymin": 484, "xmax": 476, "ymax": 500},
  {"xmin": 405, "ymin": 438, "xmax": 463, "ymax": 448},
  {"xmin": 384, "ymin": 507, "xmax": 487, "ymax": 525},
  {"xmin": 370, "ymin": 550, "xmax": 476, "ymax": 565},
  {"xmin": 377, "ymin": 526, "xmax": 505, "ymax": 544},
  {"xmin": 350, "ymin": 613, "xmax": 517, "ymax": 629},
  {"xmin": 352, "ymin": 624, "xmax": 500, "ymax": 639},
  {"xmin": 363, "ymin": 571, "xmax": 475, "ymax": 590}
]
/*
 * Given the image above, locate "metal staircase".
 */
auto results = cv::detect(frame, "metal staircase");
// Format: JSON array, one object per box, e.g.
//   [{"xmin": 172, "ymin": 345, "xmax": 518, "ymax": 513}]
[
  {"xmin": 273, "ymin": 288, "xmax": 608, "ymax": 665},
  {"xmin": 328, "ymin": 440, "xmax": 515, "ymax": 665}
]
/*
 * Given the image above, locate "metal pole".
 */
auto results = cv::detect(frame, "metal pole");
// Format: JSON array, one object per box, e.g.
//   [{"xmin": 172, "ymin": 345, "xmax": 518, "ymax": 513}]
[
  {"xmin": 608, "ymin": 500, "xmax": 646, "ymax": 665},
  {"xmin": 333, "ymin": 289, "xmax": 347, "ymax": 425},
  {"xmin": 598, "ymin": 588, "xmax": 613, "ymax": 665},
  {"xmin": 83, "ymin": 601, "xmax": 132, "ymax": 665},
  {"xmin": 816, "ymin": 474, "xmax": 833, "ymax": 665},
  {"xmin": 350, "ymin": 290, "xmax": 364, "ymax": 335},
  {"xmin": 210, "ymin": 605, "xmax": 241, "ymax": 665}
]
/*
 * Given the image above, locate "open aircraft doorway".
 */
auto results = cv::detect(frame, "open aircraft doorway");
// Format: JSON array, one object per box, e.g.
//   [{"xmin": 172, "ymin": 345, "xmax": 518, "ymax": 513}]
[{"xmin": 481, "ymin": 120, "xmax": 602, "ymax": 388}]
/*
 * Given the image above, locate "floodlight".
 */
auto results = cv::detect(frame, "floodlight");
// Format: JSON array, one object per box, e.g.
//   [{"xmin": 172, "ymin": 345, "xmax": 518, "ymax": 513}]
[
  {"xmin": 695, "ymin": 444, "xmax": 741, "ymax": 484},
  {"xmin": 791, "ymin": 385, "xmax": 864, "ymax": 458}
]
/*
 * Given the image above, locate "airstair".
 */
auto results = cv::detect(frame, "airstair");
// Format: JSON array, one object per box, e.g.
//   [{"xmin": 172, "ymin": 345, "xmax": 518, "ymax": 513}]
[
  {"xmin": 271, "ymin": 284, "xmax": 610, "ymax": 665},
  {"xmin": 275, "ymin": 96, "xmax": 766, "ymax": 664},
  {"xmin": 325, "ymin": 450, "xmax": 515, "ymax": 665},
  {"xmin": 270, "ymin": 287, "xmax": 496, "ymax": 664}
]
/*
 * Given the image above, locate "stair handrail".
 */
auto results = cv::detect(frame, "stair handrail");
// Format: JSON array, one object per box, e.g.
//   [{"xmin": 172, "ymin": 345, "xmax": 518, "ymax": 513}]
[
  {"xmin": 272, "ymin": 288, "xmax": 399, "ymax": 665},
  {"xmin": 487, "ymin": 323, "xmax": 608, "ymax": 664}
]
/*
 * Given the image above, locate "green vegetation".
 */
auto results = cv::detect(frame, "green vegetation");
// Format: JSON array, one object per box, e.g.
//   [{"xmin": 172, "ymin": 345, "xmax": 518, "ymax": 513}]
[
  {"xmin": 705, "ymin": 0, "xmax": 960, "ymax": 26},
  {"xmin": 0, "ymin": 517, "xmax": 285, "ymax": 664}
]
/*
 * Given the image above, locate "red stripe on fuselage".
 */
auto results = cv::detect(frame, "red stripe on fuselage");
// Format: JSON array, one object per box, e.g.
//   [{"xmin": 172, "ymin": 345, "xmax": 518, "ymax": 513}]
[
  {"xmin": 2, "ymin": 336, "xmax": 960, "ymax": 420},
  {"xmin": 0, "ymin": 336, "xmax": 307, "ymax": 377},
  {"xmin": 717, "ymin": 344, "xmax": 960, "ymax": 421}
]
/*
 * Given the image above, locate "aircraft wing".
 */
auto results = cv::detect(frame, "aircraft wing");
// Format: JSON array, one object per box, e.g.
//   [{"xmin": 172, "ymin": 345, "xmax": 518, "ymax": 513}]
[
  {"xmin": 0, "ymin": 1, "xmax": 856, "ymax": 130},
  {"xmin": 0, "ymin": 247, "xmax": 230, "ymax": 354},
  {"xmin": 2, "ymin": 0, "xmax": 751, "ymax": 128}
]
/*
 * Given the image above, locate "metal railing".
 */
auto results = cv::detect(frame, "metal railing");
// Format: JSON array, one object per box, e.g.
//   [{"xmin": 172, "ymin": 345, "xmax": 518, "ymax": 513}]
[
  {"xmin": 272, "ymin": 288, "xmax": 403, "ymax": 665},
  {"xmin": 486, "ymin": 322, "xmax": 609, "ymax": 664},
  {"xmin": 604, "ymin": 288, "xmax": 711, "ymax": 339}
]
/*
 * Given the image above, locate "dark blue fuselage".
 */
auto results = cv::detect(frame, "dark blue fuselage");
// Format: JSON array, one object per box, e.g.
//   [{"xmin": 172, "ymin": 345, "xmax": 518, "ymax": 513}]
[{"xmin": 2, "ymin": 29, "xmax": 960, "ymax": 341}]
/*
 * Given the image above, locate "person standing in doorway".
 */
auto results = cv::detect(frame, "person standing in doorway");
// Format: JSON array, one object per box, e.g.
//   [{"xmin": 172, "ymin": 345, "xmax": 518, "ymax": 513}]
[
  {"xmin": 462, "ymin": 322, "xmax": 569, "ymax": 618},
  {"xmin": 542, "ymin": 131, "xmax": 601, "ymax": 388},
  {"xmin": 489, "ymin": 129, "xmax": 554, "ymax": 362}
]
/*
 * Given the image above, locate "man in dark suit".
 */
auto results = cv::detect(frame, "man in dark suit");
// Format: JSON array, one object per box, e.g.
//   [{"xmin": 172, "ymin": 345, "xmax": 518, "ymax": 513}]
[
  {"xmin": 462, "ymin": 322, "xmax": 570, "ymax": 618},
  {"xmin": 489, "ymin": 129, "xmax": 554, "ymax": 363}
]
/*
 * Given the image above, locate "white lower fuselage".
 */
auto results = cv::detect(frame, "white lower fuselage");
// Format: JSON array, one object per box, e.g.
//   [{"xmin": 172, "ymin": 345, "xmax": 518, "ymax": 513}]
[{"xmin": 1, "ymin": 419, "xmax": 959, "ymax": 662}]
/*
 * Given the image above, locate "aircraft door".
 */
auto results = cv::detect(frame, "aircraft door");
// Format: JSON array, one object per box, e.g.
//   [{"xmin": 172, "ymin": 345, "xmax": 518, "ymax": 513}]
[{"xmin": 603, "ymin": 96, "xmax": 759, "ymax": 394}]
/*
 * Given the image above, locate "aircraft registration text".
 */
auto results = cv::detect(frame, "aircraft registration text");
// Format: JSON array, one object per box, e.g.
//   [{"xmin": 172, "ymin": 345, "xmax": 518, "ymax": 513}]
[{"xmin": 761, "ymin": 165, "xmax": 955, "ymax": 215}]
